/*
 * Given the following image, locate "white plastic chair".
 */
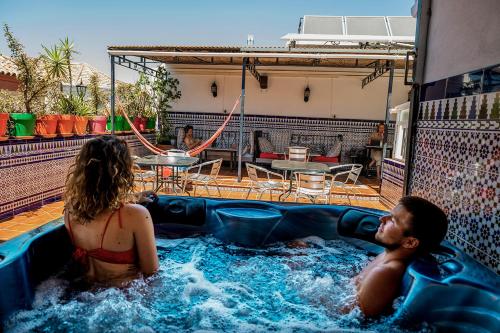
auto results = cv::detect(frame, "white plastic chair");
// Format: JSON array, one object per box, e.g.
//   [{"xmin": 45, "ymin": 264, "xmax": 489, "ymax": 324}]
[
  {"xmin": 245, "ymin": 163, "xmax": 287, "ymax": 201},
  {"xmin": 132, "ymin": 163, "xmax": 156, "ymax": 192},
  {"xmin": 328, "ymin": 164, "xmax": 363, "ymax": 204},
  {"xmin": 181, "ymin": 158, "xmax": 223, "ymax": 197}
]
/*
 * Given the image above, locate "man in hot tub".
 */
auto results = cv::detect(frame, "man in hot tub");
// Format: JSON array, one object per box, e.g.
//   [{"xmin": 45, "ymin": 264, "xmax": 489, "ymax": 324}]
[{"xmin": 354, "ymin": 196, "xmax": 448, "ymax": 317}]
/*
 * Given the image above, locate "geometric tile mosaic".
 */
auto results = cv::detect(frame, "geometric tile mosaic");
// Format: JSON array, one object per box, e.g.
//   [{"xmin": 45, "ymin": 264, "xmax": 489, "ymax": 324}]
[
  {"xmin": 167, "ymin": 111, "xmax": 394, "ymax": 162},
  {"xmin": 0, "ymin": 133, "xmax": 155, "ymax": 221},
  {"xmin": 380, "ymin": 158, "xmax": 405, "ymax": 208},
  {"xmin": 409, "ymin": 107, "xmax": 499, "ymax": 273}
]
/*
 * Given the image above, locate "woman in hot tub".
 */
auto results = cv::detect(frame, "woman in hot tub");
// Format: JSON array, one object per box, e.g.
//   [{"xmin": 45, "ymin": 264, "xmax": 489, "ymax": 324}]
[{"xmin": 64, "ymin": 135, "xmax": 159, "ymax": 284}]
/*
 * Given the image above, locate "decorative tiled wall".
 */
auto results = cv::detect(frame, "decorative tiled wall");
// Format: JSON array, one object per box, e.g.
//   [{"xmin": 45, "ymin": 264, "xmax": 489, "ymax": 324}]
[
  {"xmin": 380, "ymin": 158, "xmax": 405, "ymax": 208},
  {"xmin": 168, "ymin": 111, "xmax": 394, "ymax": 161},
  {"xmin": 409, "ymin": 91, "xmax": 499, "ymax": 273},
  {"xmin": 0, "ymin": 134, "xmax": 155, "ymax": 221}
]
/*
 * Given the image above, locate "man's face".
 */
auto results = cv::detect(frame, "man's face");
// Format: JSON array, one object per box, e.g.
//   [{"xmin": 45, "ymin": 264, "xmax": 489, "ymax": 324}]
[
  {"xmin": 187, "ymin": 129, "xmax": 193, "ymax": 136},
  {"xmin": 375, "ymin": 204, "xmax": 415, "ymax": 249}
]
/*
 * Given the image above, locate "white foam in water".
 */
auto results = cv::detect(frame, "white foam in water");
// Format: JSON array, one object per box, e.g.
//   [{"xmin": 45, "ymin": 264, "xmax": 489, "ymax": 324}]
[{"xmin": 5, "ymin": 237, "xmax": 429, "ymax": 333}]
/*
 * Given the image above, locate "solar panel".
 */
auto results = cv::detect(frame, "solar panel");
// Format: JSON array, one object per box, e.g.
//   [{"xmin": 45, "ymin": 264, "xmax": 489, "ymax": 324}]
[
  {"xmin": 303, "ymin": 16, "xmax": 343, "ymax": 35},
  {"xmin": 387, "ymin": 17, "xmax": 416, "ymax": 36},
  {"xmin": 346, "ymin": 16, "xmax": 389, "ymax": 36}
]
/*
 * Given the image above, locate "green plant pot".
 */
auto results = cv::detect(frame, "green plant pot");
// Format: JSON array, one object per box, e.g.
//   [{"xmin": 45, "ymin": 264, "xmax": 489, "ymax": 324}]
[
  {"xmin": 106, "ymin": 116, "xmax": 125, "ymax": 131},
  {"xmin": 122, "ymin": 117, "xmax": 132, "ymax": 131},
  {"xmin": 10, "ymin": 113, "xmax": 36, "ymax": 137},
  {"xmin": 146, "ymin": 117, "xmax": 156, "ymax": 129}
]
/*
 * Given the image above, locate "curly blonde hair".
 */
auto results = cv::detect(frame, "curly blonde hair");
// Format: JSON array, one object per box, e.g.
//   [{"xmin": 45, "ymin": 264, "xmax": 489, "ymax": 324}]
[{"xmin": 64, "ymin": 136, "xmax": 134, "ymax": 223}]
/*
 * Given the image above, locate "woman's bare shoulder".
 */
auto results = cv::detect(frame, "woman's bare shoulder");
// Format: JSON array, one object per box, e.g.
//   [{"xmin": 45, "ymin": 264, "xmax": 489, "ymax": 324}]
[{"xmin": 121, "ymin": 204, "xmax": 152, "ymax": 225}]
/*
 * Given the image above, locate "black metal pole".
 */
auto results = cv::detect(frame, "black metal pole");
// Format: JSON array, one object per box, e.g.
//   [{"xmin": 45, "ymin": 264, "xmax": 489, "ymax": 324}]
[
  {"xmin": 110, "ymin": 55, "xmax": 116, "ymax": 134},
  {"xmin": 238, "ymin": 57, "xmax": 248, "ymax": 182},
  {"xmin": 380, "ymin": 61, "xmax": 394, "ymax": 191}
]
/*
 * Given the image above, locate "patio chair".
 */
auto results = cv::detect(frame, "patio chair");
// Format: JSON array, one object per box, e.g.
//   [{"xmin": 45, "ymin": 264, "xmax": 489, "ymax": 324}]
[
  {"xmin": 181, "ymin": 158, "xmax": 223, "ymax": 197},
  {"xmin": 132, "ymin": 163, "xmax": 156, "ymax": 192},
  {"xmin": 283, "ymin": 146, "xmax": 309, "ymax": 180},
  {"xmin": 328, "ymin": 164, "xmax": 363, "ymax": 204},
  {"xmin": 293, "ymin": 171, "xmax": 333, "ymax": 204},
  {"xmin": 286, "ymin": 146, "xmax": 309, "ymax": 162},
  {"xmin": 245, "ymin": 163, "xmax": 287, "ymax": 201}
]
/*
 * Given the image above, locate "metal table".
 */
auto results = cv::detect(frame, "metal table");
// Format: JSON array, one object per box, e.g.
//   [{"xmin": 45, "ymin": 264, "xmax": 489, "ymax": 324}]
[
  {"xmin": 135, "ymin": 155, "xmax": 199, "ymax": 193},
  {"xmin": 271, "ymin": 160, "xmax": 330, "ymax": 200}
]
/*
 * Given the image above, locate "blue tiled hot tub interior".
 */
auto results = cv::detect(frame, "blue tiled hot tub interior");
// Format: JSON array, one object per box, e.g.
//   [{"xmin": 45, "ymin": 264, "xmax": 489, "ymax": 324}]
[{"xmin": 0, "ymin": 196, "xmax": 498, "ymax": 332}]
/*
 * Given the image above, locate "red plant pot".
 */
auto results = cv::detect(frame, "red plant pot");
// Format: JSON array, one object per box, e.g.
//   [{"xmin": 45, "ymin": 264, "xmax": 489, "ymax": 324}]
[
  {"xmin": 88, "ymin": 116, "xmax": 107, "ymax": 134},
  {"xmin": 133, "ymin": 117, "xmax": 147, "ymax": 132},
  {"xmin": 0, "ymin": 113, "xmax": 9, "ymax": 138}
]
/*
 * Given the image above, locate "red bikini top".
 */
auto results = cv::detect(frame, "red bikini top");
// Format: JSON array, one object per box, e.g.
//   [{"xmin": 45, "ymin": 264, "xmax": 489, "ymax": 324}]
[{"xmin": 67, "ymin": 206, "xmax": 137, "ymax": 265}]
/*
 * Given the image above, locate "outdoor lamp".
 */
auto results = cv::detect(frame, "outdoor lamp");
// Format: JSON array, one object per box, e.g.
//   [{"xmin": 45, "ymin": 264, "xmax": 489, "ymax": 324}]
[
  {"xmin": 304, "ymin": 86, "xmax": 310, "ymax": 102},
  {"xmin": 211, "ymin": 82, "xmax": 218, "ymax": 97},
  {"xmin": 76, "ymin": 79, "xmax": 87, "ymax": 97}
]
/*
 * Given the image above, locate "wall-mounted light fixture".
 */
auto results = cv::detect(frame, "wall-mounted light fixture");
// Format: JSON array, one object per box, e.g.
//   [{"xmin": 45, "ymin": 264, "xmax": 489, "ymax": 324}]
[
  {"xmin": 211, "ymin": 82, "xmax": 218, "ymax": 97},
  {"xmin": 304, "ymin": 86, "xmax": 310, "ymax": 102}
]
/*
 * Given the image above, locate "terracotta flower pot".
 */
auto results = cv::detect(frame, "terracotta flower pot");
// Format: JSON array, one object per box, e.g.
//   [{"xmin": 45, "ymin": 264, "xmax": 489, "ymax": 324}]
[
  {"xmin": 0, "ymin": 113, "xmax": 9, "ymax": 138},
  {"xmin": 88, "ymin": 116, "xmax": 107, "ymax": 134},
  {"xmin": 57, "ymin": 115, "xmax": 75, "ymax": 136},
  {"xmin": 10, "ymin": 113, "xmax": 36, "ymax": 138},
  {"xmin": 35, "ymin": 115, "xmax": 58, "ymax": 137},
  {"xmin": 73, "ymin": 116, "xmax": 89, "ymax": 135},
  {"xmin": 133, "ymin": 117, "xmax": 147, "ymax": 132}
]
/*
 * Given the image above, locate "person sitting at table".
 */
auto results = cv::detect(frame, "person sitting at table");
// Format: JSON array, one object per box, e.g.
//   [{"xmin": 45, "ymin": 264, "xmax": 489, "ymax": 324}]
[
  {"xmin": 64, "ymin": 135, "xmax": 159, "ymax": 285},
  {"xmin": 183, "ymin": 125, "xmax": 202, "ymax": 150},
  {"xmin": 368, "ymin": 122, "xmax": 385, "ymax": 179}
]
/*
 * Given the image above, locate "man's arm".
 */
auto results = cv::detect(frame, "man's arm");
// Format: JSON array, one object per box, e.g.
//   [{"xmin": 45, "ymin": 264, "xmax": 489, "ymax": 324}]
[{"xmin": 356, "ymin": 265, "xmax": 403, "ymax": 317}]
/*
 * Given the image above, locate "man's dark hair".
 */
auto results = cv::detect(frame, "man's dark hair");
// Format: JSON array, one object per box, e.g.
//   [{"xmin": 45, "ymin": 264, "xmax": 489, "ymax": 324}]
[
  {"xmin": 399, "ymin": 196, "xmax": 448, "ymax": 252},
  {"xmin": 184, "ymin": 125, "xmax": 193, "ymax": 134}
]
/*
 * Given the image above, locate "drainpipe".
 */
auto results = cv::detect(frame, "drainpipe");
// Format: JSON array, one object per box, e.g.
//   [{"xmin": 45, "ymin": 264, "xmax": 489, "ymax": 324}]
[
  {"xmin": 238, "ymin": 57, "xmax": 248, "ymax": 182},
  {"xmin": 403, "ymin": 0, "xmax": 432, "ymax": 195}
]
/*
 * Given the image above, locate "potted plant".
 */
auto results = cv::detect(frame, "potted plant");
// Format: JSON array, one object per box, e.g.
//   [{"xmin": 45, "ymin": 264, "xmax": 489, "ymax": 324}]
[
  {"xmin": 55, "ymin": 95, "xmax": 76, "ymax": 136},
  {"xmin": 3, "ymin": 24, "xmax": 56, "ymax": 138},
  {"xmin": 87, "ymin": 73, "xmax": 109, "ymax": 134},
  {"xmin": 73, "ymin": 96, "xmax": 91, "ymax": 135},
  {"xmin": 0, "ymin": 90, "xmax": 22, "ymax": 140},
  {"xmin": 132, "ymin": 73, "xmax": 152, "ymax": 132},
  {"xmin": 152, "ymin": 66, "xmax": 181, "ymax": 137}
]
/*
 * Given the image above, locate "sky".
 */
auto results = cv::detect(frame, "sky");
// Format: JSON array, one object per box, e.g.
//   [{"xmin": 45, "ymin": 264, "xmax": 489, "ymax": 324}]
[{"xmin": 0, "ymin": 0, "xmax": 415, "ymax": 82}]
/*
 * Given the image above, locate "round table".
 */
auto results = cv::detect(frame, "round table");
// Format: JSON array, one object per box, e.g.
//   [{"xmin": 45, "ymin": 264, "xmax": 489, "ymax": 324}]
[{"xmin": 135, "ymin": 155, "xmax": 199, "ymax": 193}]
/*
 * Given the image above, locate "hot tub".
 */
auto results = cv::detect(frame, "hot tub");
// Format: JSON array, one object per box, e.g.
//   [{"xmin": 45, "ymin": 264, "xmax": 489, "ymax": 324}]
[{"xmin": 0, "ymin": 196, "xmax": 498, "ymax": 332}]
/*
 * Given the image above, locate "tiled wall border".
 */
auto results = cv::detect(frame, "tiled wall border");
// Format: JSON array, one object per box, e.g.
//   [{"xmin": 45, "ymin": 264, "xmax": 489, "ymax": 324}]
[
  {"xmin": 167, "ymin": 111, "xmax": 394, "ymax": 161},
  {"xmin": 0, "ymin": 134, "xmax": 155, "ymax": 221},
  {"xmin": 410, "ymin": 91, "xmax": 499, "ymax": 273}
]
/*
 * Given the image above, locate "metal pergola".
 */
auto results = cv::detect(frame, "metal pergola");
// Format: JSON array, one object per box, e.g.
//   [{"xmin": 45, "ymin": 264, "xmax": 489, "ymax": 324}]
[{"xmin": 107, "ymin": 45, "xmax": 412, "ymax": 182}]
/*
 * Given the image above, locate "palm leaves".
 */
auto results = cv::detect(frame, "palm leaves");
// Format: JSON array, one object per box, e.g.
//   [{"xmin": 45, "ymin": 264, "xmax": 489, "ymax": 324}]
[{"xmin": 42, "ymin": 44, "xmax": 68, "ymax": 81}]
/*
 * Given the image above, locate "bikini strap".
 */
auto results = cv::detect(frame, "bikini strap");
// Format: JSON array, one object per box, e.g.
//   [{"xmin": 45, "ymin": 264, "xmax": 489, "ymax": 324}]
[{"xmin": 100, "ymin": 208, "xmax": 118, "ymax": 248}]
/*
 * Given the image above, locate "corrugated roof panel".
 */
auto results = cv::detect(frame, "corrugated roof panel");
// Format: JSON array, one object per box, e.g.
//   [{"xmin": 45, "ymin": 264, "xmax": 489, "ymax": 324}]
[
  {"xmin": 387, "ymin": 17, "xmax": 416, "ymax": 36},
  {"xmin": 303, "ymin": 16, "xmax": 343, "ymax": 35},
  {"xmin": 345, "ymin": 16, "xmax": 389, "ymax": 36}
]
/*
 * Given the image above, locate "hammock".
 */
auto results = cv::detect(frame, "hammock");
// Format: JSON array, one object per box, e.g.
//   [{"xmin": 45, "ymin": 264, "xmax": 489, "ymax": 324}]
[{"xmin": 119, "ymin": 96, "xmax": 240, "ymax": 157}]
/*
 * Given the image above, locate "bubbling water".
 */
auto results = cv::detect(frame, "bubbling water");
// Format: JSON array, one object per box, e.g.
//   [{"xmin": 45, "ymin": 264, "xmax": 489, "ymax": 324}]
[{"xmin": 5, "ymin": 237, "xmax": 430, "ymax": 333}]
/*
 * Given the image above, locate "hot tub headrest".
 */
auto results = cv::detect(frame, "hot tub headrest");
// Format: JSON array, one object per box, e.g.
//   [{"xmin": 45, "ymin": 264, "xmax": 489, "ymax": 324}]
[
  {"xmin": 338, "ymin": 208, "xmax": 381, "ymax": 243},
  {"xmin": 145, "ymin": 196, "xmax": 206, "ymax": 226}
]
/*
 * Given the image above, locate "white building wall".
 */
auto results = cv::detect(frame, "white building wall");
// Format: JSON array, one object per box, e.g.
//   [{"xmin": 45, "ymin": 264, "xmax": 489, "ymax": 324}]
[{"xmin": 170, "ymin": 70, "xmax": 409, "ymax": 120}]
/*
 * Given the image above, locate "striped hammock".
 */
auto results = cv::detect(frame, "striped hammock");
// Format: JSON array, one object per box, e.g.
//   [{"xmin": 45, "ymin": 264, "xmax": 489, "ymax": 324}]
[{"xmin": 119, "ymin": 96, "xmax": 240, "ymax": 157}]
